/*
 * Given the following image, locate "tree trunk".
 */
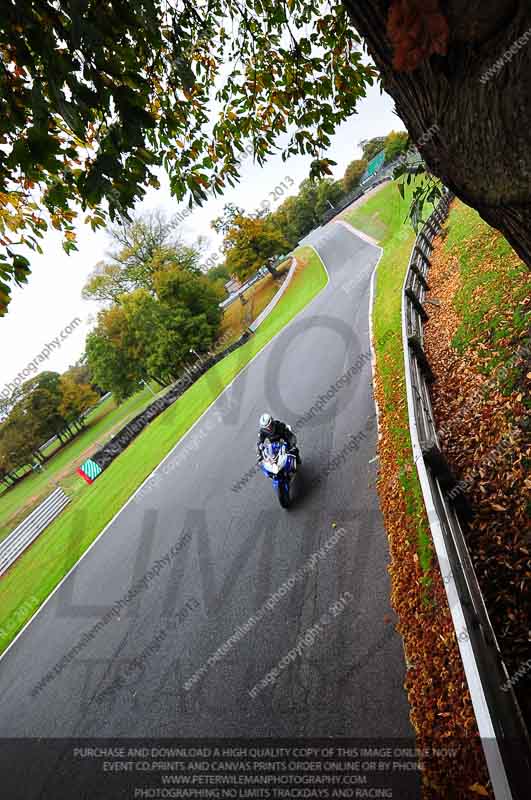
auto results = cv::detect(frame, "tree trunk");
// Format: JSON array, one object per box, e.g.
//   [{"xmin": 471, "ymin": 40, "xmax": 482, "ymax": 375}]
[{"xmin": 343, "ymin": 0, "xmax": 531, "ymax": 266}]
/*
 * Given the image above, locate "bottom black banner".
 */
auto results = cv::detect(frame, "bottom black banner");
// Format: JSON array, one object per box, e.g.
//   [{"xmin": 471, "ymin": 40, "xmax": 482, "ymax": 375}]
[{"xmin": 0, "ymin": 737, "xmax": 506, "ymax": 800}]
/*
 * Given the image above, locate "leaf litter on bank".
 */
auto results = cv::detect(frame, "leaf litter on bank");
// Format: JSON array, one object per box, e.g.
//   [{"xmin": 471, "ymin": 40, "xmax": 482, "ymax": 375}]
[
  {"xmin": 423, "ymin": 200, "xmax": 530, "ymax": 728},
  {"xmin": 373, "ymin": 336, "xmax": 491, "ymax": 797}
]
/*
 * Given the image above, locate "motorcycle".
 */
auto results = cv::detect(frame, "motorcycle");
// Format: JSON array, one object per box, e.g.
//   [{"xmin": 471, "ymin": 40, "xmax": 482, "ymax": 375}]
[{"xmin": 259, "ymin": 438, "xmax": 297, "ymax": 508}]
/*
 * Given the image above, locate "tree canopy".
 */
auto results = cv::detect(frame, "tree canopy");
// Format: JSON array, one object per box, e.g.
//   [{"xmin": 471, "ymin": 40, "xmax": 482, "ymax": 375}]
[
  {"xmin": 3, "ymin": 0, "xmax": 530, "ymax": 313},
  {"xmin": 222, "ymin": 215, "xmax": 290, "ymax": 281},
  {"xmin": 359, "ymin": 136, "xmax": 386, "ymax": 162},
  {"xmin": 342, "ymin": 158, "xmax": 368, "ymax": 192},
  {"xmin": 86, "ymin": 262, "xmax": 222, "ymax": 400},
  {"xmin": 206, "ymin": 263, "xmax": 231, "ymax": 284},
  {"xmin": 384, "ymin": 130, "xmax": 409, "ymax": 163},
  {"xmin": 215, "ymin": 171, "xmax": 355, "ymax": 281},
  {"xmin": 82, "ymin": 211, "xmax": 202, "ymax": 304},
  {"xmin": 0, "ymin": 0, "xmax": 374, "ymax": 314}
]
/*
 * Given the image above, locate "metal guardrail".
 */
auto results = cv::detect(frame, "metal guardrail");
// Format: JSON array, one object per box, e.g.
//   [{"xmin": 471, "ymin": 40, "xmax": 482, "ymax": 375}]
[
  {"xmin": 402, "ymin": 192, "xmax": 531, "ymax": 799},
  {"xmin": 0, "ymin": 487, "xmax": 70, "ymax": 577},
  {"xmin": 219, "ymin": 269, "xmax": 270, "ymax": 310}
]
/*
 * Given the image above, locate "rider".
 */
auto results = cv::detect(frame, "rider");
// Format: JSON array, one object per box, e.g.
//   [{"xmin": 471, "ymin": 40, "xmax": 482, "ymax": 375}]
[{"xmin": 256, "ymin": 413, "xmax": 301, "ymax": 465}]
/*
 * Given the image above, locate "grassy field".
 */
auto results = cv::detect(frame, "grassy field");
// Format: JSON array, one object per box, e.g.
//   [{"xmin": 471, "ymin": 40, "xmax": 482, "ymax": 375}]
[
  {"xmin": 0, "ymin": 384, "xmax": 170, "ymax": 542},
  {"xmin": 0, "ymin": 246, "xmax": 326, "ymax": 655},
  {"xmin": 0, "ymin": 262, "xmax": 292, "ymax": 542},
  {"xmin": 343, "ymin": 180, "xmax": 434, "ymax": 574}
]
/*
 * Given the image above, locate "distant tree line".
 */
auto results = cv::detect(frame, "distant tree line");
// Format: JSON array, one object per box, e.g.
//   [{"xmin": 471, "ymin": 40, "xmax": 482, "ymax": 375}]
[{"xmin": 0, "ymin": 367, "xmax": 99, "ymax": 488}]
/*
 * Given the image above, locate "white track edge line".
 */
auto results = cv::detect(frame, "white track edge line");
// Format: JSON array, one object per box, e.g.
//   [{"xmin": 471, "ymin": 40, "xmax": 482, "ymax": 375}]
[{"xmin": 368, "ymin": 245, "xmax": 384, "ymax": 439}]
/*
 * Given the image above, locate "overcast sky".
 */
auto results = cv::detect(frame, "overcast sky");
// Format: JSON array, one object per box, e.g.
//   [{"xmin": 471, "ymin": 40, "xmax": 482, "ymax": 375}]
[{"xmin": 0, "ymin": 84, "xmax": 404, "ymax": 395}]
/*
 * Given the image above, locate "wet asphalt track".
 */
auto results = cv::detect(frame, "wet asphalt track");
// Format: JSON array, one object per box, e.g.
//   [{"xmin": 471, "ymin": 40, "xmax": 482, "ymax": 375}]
[{"xmin": 0, "ymin": 218, "xmax": 419, "ymax": 798}]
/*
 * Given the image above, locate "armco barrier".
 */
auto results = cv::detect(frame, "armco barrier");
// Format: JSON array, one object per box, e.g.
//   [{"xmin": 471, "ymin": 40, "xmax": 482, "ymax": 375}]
[
  {"xmin": 0, "ymin": 487, "xmax": 70, "ymax": 576},
  {"xmin": 402, "ymin": 191, "xmax": 531, "ymax": 799}
]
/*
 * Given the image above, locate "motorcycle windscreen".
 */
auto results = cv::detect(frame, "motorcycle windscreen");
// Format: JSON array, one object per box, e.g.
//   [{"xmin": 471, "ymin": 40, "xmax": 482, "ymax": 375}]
[{"xmin": 262, "ymin": 439, "xmax": 285, "ymax": 475}]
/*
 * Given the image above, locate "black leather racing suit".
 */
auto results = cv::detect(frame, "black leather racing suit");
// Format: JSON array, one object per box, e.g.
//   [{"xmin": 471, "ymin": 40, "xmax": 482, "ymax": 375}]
[{"xmin": 257, "ymin": 420, "xmax": 300, "ymax": 463}]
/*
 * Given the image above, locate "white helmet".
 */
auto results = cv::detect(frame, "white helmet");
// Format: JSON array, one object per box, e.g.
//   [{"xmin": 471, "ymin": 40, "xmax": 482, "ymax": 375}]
[{"xmin": 259, "ymin": 412, "xmax": 273, "ymax": 432}]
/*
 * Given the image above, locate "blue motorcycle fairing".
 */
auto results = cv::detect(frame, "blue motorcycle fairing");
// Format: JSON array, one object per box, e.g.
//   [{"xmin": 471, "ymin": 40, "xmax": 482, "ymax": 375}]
[{"xmin": 260, "ymin": 444, "xmax": 295, "ymax": 487}]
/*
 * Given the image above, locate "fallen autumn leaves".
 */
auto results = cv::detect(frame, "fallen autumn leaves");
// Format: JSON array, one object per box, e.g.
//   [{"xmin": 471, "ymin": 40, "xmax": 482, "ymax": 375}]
[
  {"xmin": 373, "ymin": 357, "xmax": 490, "ymax": 798},
  {"xmin": 423, "ymin": 201, "xmax": 531, "ymax": 732}
]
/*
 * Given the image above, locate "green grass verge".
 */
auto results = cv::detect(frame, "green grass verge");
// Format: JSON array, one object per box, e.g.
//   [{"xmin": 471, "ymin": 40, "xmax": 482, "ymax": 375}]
[
  {"xmin": 440, "ymin": 201, "xmax": 529, "ymax": 388},
  {"xmin": 0, "ymin": 247, "xmax": 326, "ymax": 655},
  {"xmin": 344, "ymin": 180, "xmax": 435, "ymax": 579}
]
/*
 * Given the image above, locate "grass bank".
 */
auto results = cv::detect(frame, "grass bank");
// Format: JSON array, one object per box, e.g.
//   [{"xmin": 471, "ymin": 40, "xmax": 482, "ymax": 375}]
[{"xmin": 0, "ymin": 247, "xmax": 326, "ymax": 656}]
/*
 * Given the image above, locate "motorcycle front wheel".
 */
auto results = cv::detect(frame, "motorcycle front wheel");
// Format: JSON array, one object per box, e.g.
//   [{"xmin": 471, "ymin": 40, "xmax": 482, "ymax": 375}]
[{"xmin": 278, "ymin": 479, "xmax": 290, "ymax": 509}]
